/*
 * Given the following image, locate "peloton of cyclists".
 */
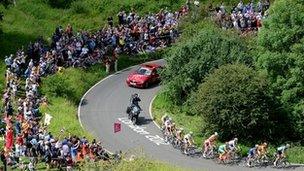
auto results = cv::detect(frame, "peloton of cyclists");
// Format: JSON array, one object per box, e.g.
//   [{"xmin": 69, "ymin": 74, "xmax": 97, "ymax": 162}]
[
  {"xmin": 161, "ymin": 114, "xmax": 195, "ymax": 154},
  {"xmin": 160, "ymin": 114, "xmax": 291, "ymax": 167}
]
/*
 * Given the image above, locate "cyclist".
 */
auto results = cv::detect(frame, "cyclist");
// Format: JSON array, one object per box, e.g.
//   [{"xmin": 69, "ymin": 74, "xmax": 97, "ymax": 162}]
[
  {"xmin": 183, "ymin": 132, "xmax": 194, "ymax": 154},
  {"xmin": 203, "ymin": 132, "xmax": 219, "ymax": 158},
  {"xmin": 228, "ymin": 138, "xmax": 238, "ymax": 152},
  {"xmin": 227, "ymin": 138, "xmax": 239, "ymax": 159},
  {"xmin": 161, "ymin": 114, "xmax": 169, "ymax": 126},
  {"xmin": 247, "ymin": 144, "xmax": 259, "ymax": 167},
  {"xmin": 218, "ymin": 142, "xmax": 229, "ymax": 161},
  {"xmin": 164, "ymin": 118, "xmax": 173, "ymax": 135},
  {"xmin": 274, "ymin": 144, "xmax": 290, "ymax": 166},
  {"xmin": 257, "ymin": 142, "xmax": 268, "ymax": 160},
  {"xmin": 170, "ymin": 123, "xmax": 176, "ymax": 135},
  {"xmin": 175, "ymin": 128, "xmax": 184, "ymax": 146}
]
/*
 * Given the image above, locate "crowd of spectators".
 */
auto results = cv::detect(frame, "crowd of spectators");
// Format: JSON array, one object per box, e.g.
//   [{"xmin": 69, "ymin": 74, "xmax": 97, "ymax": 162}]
[
  {"xmin": 213, "ymin": 0, "xmax": 270, "ymax": 33},
  {"xmin": 0, "ymin": 5, "xmax": 189, "ymax": 170}
]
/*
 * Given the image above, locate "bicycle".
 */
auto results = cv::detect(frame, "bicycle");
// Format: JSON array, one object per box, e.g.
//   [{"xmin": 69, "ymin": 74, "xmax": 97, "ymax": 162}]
[
  {"xmin": 203, "ymin": 145, "xmax": 218, "ymax": 159},
  {"xmin": 272, "ymin": 154, "xmax": 290, "ymax": 168},
  {"xmin": 217, "ymin": 147, "xmax": 242, "ymax": 165}
]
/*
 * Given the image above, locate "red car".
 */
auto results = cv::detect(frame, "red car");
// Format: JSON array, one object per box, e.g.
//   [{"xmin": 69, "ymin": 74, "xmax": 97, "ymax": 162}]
[{"xmin": 126, "ymin": 64, "xmax": 162, "ymax": 88}]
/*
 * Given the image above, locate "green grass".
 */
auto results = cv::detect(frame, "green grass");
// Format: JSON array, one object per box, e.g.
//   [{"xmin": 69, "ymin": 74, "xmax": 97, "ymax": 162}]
[{"xmin": 152, "ymin": 92, "xmax": 304, "ymax": 163}]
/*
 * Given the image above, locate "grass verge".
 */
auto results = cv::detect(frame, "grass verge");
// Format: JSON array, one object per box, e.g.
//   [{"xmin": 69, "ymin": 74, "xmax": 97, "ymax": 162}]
[{"xmin": 152, "ymin": 92, "xmax": 304, "ymax": 164}]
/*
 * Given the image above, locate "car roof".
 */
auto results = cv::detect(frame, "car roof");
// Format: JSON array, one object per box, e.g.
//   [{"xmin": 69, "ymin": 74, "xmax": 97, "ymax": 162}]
[{"xmin": 140, "ymin": 63, "xmax": 161, "ymax": 69}]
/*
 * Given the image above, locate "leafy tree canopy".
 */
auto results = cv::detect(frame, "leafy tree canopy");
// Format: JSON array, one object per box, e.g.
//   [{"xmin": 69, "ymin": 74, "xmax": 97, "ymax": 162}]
[
  {"xmin": 162, "ymin": 22, "xmax": 252, "ymax": 104},
  {"xmin": 190, "ymin": 64, "xmax": 280, "ymax": 141}
]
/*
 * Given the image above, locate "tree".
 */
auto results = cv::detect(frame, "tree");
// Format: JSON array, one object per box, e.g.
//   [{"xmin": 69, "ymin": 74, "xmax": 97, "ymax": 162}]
[
  {"xmin": 190, "ymin": 64, "xmax": 280, "ymax": 141},
  {"xmin": 257, "ymin": 0, "xmax": 304, "ymax": 141},
  {"xmin": 162, "ymin": 22, "xmax": 252, "ymax": 105}
]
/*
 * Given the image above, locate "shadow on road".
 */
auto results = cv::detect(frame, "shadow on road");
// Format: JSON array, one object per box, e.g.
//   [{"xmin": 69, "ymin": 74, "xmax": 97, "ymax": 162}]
[
  {"xmin": 137, "ymin": 117, "xmax": 153, "ymax": 126},
  {"xmin": 113, "ymin": 67, "xmax": 133, "ymax": 75}
]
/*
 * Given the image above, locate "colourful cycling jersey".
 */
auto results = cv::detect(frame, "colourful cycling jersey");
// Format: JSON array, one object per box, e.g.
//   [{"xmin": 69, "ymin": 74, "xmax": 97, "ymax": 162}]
[
  {"xmin": 277, "ymin": 146, "xmax": 287, "ymax": 153},
  {"xmin": 218, "ymin": 144, "xmax": 226, "ymax": 152},
  {"xmin": 248, "ymin": 147, "xmax": 257, "ymax": 156}
]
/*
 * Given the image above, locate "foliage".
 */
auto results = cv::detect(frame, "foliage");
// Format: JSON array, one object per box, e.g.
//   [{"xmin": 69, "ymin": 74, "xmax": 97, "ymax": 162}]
[
  {"xmin": 162, "ymin": 21, "xmax": 252, "ymax": 105},
  {"xmin": 257, "ymin": 0, "xmax": 304, "ymax": 142},
  {"xmin": 189, "ymin": 64, "xmax": 281, "ymax": 142},
  {"xmin": 153, "ymin": 89, "xmax": 304, "ymax": 163}
]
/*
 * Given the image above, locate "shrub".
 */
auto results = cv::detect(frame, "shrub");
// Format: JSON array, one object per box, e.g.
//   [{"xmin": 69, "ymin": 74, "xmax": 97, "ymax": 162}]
[
  {"xmin": 257, "ymin": 0, "xmax": 304, "ymax": 142},
  {"xmin": 162, "ymin": 22, "xmax": 252, "ymax": 104},
  {"xmin": 190, "ymin": 64, "xmax": 281, "ymax": 142}
]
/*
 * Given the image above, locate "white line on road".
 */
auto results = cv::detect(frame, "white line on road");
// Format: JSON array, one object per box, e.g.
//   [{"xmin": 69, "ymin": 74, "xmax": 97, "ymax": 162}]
[{"xmin": 118, "ymin": 117, "xmax": 169, "ymax": 146}]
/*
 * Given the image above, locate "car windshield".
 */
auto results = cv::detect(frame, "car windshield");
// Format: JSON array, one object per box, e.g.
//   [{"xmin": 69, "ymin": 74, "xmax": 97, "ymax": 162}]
[{"xmin": 136, "ymin": 67, "xmax": 152, "ymax": 76}]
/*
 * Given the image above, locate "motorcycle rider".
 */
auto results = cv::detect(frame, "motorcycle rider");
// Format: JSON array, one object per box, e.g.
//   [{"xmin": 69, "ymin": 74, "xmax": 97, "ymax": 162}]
[{"xmin": 130, "ymin": 93, "xmax": 141, "ymax": 110}]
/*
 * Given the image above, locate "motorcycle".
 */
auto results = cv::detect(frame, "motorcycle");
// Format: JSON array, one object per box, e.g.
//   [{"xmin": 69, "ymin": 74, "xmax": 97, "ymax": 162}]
[{"xmin": 126, "ymin": 105, "xmax": 141, "ymax": 125}]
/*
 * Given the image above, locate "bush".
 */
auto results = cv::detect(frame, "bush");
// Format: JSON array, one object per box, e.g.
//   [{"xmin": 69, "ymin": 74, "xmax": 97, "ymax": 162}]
[
  {"xmin": 257, "ymin": 0, "xmax": 304, "ymax": 142},
  {"xmin": 47, "ymin": 0, "xmax": 75, "ymax": 8},
  {"xmin": 190, "ymin": 64, "xmax": 281, "ymax": 142},
  {"xmin": 70, "ymin": 0, "xmax": 89, "ymax": 14},
  {"xmin": 162, "ymin": 21, "xmax": 252, "ymax": 104}
]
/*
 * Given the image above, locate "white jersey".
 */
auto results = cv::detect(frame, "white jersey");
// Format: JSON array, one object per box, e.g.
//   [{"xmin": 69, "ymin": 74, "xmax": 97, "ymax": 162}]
[
  {"xmin": 228, "ymin": 140, "xmax": 237, "ymax": 149},
  {"xmin": 164, "ymin": 120, "xmax": 171, "ymax": 127},
  {"xmin": 184, "ymin": 134, "xmax": 192, "ymax": 141}
]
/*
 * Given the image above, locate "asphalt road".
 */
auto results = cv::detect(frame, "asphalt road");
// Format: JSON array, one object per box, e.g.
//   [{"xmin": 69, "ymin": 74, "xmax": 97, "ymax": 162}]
[{"xmin": 78, "ymin": 59, "xmax": 304, "ymax": 171}]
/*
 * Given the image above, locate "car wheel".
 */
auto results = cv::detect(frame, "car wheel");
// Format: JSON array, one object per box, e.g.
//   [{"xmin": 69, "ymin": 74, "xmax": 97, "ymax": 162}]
[{"xmin": 144, "ymin": 82, "xmax": 149, "ymax": 88}]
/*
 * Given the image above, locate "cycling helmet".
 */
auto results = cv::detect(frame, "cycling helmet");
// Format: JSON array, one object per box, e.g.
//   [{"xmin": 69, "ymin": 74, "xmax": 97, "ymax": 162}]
[{"xmin": 214, "ymin": 132, "xmax": 218, "ymax": 136}]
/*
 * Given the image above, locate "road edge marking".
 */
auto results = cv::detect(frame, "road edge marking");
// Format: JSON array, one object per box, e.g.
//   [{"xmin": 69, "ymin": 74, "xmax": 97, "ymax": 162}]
[{"xmin": 149, "ymin": 95, "xmax": 161, "ymax": 129}]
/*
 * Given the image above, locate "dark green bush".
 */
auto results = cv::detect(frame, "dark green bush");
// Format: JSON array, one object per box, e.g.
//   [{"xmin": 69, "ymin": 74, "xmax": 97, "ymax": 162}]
[
  {"xmin": 190, "ymin": 64, "xmax": 281, "ymax": 142},
  {"xmin": 257, "ymin": 0, "xmax": 304, "ymax": 142},
  {"xmin": 162, "ymin": 22, "xmax": 252, "ymax": 105}
]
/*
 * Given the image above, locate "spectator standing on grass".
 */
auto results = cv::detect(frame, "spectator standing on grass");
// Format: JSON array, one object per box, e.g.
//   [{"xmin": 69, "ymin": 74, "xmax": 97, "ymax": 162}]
[{"xmin": 112, "ymin": 49, "xmax": 118, "ymax": 72}]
